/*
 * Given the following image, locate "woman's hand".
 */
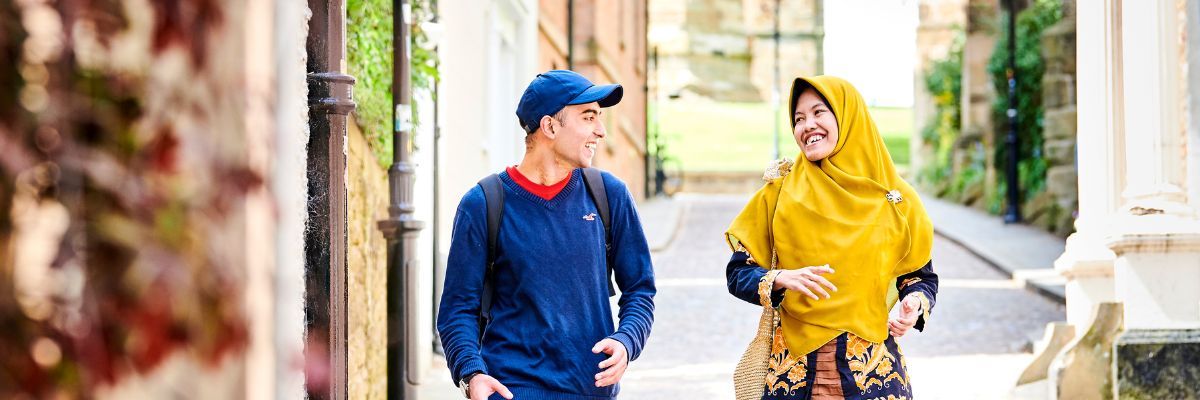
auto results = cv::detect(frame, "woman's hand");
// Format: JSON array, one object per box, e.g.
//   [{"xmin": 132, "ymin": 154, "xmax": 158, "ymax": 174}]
[
  {"xmin": 772, "ymin": 265, "xmax": 837, "ymax": 300},
  {"xmin": 888, "ymin": 293, "xmax": 923, "ymax": 337}
]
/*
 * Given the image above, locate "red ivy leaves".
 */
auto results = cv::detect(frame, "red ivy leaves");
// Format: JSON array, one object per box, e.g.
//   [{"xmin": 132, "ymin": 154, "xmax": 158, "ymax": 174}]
[
  {"xmin": 151, "ymin": 0, "xmax": 223, "ymax": 67},
  {"xmin": 0, "ymin": 1, "xmax": 253, "ymax": 397}
]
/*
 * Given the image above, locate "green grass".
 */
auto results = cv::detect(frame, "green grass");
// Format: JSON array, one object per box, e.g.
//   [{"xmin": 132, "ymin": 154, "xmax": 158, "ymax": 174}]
[{"xmin": 654, "ymin": 101, "xmax": 912, "ymax": 172}]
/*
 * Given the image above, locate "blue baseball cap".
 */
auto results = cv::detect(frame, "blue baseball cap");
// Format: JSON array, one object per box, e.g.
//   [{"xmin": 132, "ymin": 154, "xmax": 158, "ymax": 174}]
[{"xmin": 515, "ymin": 70, "xmax": 623, "ymax": 133}]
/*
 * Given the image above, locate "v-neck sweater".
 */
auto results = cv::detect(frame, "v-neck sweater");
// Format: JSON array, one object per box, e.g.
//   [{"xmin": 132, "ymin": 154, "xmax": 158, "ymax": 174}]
[
  {"xmin": 506, "ymin": 165, "xmax": 572, "ymax": 200},
  {"xmin": 437, "ymin": 169, "xmax": 657, "ymax": 400}
]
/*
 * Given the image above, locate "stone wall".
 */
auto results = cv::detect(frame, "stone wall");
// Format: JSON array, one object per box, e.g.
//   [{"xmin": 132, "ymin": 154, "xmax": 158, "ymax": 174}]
[
  {"xmin": 958, "ymin": 0, "xmax": 998, "ymax": 209},
  {"xmin": 346, "ymin": 122, "xmax": 390, "ymax": 399},
  {"xmin": 1037, "ymin": 3, "xmax": 1077, "ymax": 236},
  {"xmin": 744, "ymin": 0, "xmax": 824, "ymax": 102},
  {"xmin": 913, "ymin": 0, "xmax": 968, "ymax": 176},
  {"xmin": 649, "ymin": 0, "xmax": 823, "ymax": 103},
  {"xmin": 540, "ymin": 0, "xmax": 649, "ymax": 199}
]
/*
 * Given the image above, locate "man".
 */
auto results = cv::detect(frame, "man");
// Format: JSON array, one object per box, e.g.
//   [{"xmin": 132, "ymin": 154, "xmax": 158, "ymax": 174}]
[{"xmin": 437, "ymin": 70, "xmax": 656, "ymax": 400}]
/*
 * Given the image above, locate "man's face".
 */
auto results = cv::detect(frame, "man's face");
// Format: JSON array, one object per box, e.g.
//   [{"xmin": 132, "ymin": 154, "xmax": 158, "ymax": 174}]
[{"xmin": 550, "ymin": 102, "xmax": 606, "ymax": 168}]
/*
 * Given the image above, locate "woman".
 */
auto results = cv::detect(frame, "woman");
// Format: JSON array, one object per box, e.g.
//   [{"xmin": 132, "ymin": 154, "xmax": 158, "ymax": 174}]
[{"xmin": 725, "ymin": 76, "xmax": 939, "ymax": 400}]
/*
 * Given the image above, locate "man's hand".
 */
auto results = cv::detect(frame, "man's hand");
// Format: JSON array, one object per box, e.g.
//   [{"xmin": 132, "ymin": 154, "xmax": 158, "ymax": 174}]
[
  {"xmin": 888, "ymin": 293, "xmax": 922, "ymax": 338},
  {"xmin": 773, "ymin": 264, "xmax": 837, "ymax": 300},
  {"xmin": 591, "ymin": 338, "xmax": 628, "ymax": 387},
  {"xmin": 468, "ymin": 374, "xmax": 513, "ymax": 400}
]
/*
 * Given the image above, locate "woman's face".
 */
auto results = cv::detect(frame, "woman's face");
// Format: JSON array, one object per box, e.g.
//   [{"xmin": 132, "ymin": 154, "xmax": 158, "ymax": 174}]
[{"xmin": 792, "ymin": 88, "xmax": 839, "ymax": 162}]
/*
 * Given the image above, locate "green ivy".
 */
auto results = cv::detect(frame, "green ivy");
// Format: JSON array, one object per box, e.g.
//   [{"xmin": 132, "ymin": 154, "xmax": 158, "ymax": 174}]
[
  {"xmin": 917, "ymin": 28, "xmax": 963, "ymax": 190},
  {"xmin": 347, "ymin": 0, "xmax": 394, "ymax": 166},
  {"xmin": 347, "ymin": 0, "xmax": 440, "ymax": 167},
  {"xmin": 986, "ymin": 0, "xmax": 1061, "ymax": 211}
]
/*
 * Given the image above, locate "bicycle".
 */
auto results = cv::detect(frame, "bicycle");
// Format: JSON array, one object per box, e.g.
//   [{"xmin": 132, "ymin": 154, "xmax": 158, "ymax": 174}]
[{"xmin": 652, "ymin": 139, "xmax": 684, "ymax": 197}]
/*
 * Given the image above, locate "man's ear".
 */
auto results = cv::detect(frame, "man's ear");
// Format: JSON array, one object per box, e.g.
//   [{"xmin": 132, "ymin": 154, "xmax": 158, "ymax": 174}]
[{"xmin": 539, "ymin": 115, "xmax": 556, "ymax": 138}]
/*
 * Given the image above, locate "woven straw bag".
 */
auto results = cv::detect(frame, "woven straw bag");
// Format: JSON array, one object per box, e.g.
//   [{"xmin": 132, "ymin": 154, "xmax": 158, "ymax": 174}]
[{"xmin": 732, "ymin": 254, "xmax": 781, "ymax": 400}]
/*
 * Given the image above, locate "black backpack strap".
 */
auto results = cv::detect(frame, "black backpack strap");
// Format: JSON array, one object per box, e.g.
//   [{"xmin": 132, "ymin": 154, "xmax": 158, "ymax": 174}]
[
  {"xmin": 581, "ymin": 168, "xmax": 617, "ymax": 297},
  {"xmin": 477, "ymin": 174, "xmax": 504, "ymax": 337}
]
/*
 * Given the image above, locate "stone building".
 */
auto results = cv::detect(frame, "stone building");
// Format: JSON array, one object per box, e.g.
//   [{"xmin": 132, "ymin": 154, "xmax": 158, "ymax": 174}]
[
  {"xmin": 912, "ymin": 0, "xmax": 968, "ymax": 176},
  {"xmin": 649, "ymin": 0, "xmax": 824, "ymax": 103},
  {"xmin": 959, "ymin": 0, "xmax": 999, "ymax": 209},
  {"xmin": 538, "ymin": 0, "xmax": 650, "ymax": 199},
  {"xmin": 1045, "ymin": 0, "xmax": 1200, "ymax": 396}
]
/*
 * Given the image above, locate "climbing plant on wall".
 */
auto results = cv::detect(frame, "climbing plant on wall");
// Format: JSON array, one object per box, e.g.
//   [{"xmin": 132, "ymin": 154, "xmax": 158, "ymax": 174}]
[
  {"xmin": 986, "ymin": 0, "xmax": 1062, "ymax": 212},
  {"xmin": 347, "ymin": 0, "xmax": 394, "ymax": 166},
  {"xmin": 917, "ymin": 30, "xmax": 964, "ymax": 192},
  {"xmin": 0, "ymin": 1, "xmax": 252, "ymax": 396},
  {"xmin": 347, "ymin": 0, "xmax": 439, "ymax": 167}
]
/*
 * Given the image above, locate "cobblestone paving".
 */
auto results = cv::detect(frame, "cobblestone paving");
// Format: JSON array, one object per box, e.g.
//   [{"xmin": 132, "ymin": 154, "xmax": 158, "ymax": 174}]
[{"xmin": 619, "ymin": 194, "xmax": 1066, "ymax": 399}]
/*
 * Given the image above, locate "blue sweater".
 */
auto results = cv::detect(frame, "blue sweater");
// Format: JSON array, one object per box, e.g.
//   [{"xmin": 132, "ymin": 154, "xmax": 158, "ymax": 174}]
[{"xmin": 437, "ymin": 170, "xmax": 656, "ymax": 400}]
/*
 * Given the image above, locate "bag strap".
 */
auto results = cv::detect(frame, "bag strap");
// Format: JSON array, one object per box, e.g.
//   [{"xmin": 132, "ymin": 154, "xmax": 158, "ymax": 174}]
[
  {"xmin": 476, "ymin": 169, "xmax": 616, "ymax": 338},
  {"xmin": 581, "ymin": 167, "xmax": 617, "ymax": 297},
  {"xmin": 477, "ymin": 173, "xmax": 504, "ymax": 337}
]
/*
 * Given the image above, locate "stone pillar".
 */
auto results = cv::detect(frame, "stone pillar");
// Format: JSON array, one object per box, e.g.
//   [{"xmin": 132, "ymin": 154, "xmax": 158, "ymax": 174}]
[
  {"xmin": 1054, "ymin": 0, "xmax": 1119, "ymax": 341},
  {"xmin": 1040, "ymin": 1, "xmax": 1120, "ymax": 397},
  {"xmin": 912, "ymin": 0, "xmax": 968, "ymax": 177},
  {"xmin": 958, "ymin": 0, "xmax": 997, "ymax": 207},
  {"xmin": 1040, "ymin": 3, "xmax": 1077, "ymax": 237},
  {"xmin": 1104, "ymin": 0, "xmax": 1200, "ymax": 396}
]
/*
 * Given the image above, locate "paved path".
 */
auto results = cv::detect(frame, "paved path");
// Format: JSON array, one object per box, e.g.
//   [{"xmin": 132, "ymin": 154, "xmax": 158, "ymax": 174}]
[
  {"xmin": 922, "ymin": 195, "xmax": 1067, "ymax": 302},
  {"xmin": 419, "ymin": 193, "xmax": 1066, "ymax": 399},
  {"xmin": 620, "ymin": 194, "xmax": 1065, "ymax": 399}
]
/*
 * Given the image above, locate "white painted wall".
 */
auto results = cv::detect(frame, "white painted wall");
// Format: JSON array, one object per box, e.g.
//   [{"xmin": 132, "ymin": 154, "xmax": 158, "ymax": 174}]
[
  {"xmin": 412, "ymin": 82, "xmax": 437, "ymax": 384},
  {"xmin": 271, "ymin": 0, "xmax": 311, "ymax": 396},
  {"xmin": 1104, "ymin": 0, "xmax": 1200, "ymax": 332},
  {"xmin": 1112, "ymin": 249, "xmax": 1200, "ymax": 329},
  {"xmin": 429, "ymin": 0, "xmax": 539, "ymax": 381},
  {"xmin": 243, "ymin": 0, "xmax": 278, "ymax": 398},
  {"xmin": 1056, "ymin": 0, "xmax": 1121, "ymax": 332}
]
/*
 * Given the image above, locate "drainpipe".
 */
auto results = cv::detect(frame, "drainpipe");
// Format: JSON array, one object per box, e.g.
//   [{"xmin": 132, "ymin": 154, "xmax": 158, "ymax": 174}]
[
  {"xmin": 380, "ymin": 0, "xmax": 425, "ymax": 398},
  {"xmin": 305, "ymin": 0, "xmax": 354, "ymax": 397}
]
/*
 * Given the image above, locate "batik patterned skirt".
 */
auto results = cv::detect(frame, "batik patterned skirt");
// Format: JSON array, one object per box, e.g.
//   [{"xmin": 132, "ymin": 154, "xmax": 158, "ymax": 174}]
[{"xmin": 761, "ymin": 328, "xmax": 912, "ymax": 400}]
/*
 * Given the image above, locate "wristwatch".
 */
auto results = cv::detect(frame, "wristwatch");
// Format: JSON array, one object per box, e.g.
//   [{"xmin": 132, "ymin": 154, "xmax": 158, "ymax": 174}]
[{"xmin": 458, "ymin": 371, "xmax": 482, "ymax": 399}]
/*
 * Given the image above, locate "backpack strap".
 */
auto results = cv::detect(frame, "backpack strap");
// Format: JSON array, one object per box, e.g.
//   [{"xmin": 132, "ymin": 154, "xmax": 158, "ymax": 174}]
[
  {"xmin": 581, "ymin": 168, "xmax": 617, "ymax": 297},
  {"xmin": 477, "ymin": 174, "xmax": 504, "ymax": 337}
]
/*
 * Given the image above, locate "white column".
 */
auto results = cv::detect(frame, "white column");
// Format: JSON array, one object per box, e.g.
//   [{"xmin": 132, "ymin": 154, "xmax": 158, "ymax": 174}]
[
  {"xmin": 1054, "ymin": 0, "xmax": 1119, "ymax": 331},
  {"xmin": 1105, "ymin": 0, "xmax": 1200, "ymax": 331},
  {"xmin": 1117, "ymin": 0, "xmax": 1188, "ymax": 209},
  {"xmin": 1188, "ymin": 0, "xmax": 1200, "ymax": 212}
]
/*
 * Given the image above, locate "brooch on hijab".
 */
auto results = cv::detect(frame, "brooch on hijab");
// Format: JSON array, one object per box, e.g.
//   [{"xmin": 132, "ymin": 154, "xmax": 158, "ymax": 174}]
[
  {"xmin": 762, "ymin": 158, "xmax": 794, "ymax": 181},
  {"xmin": 886, "ymin": 190, "xmax": 904, "ymax": 204}
]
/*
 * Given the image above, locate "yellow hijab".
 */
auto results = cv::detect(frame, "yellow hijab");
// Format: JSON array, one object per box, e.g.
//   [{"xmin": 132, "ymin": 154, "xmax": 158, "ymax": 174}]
[{"xmin": 725, "ymin": 76, "xmax": 933, "ymax": 356}]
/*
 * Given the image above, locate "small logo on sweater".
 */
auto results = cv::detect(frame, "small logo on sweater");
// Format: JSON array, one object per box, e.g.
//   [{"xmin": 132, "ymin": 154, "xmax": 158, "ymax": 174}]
[{"xmin": 582, "ymin": 213, "xmax": 597, "ymax": 221}]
